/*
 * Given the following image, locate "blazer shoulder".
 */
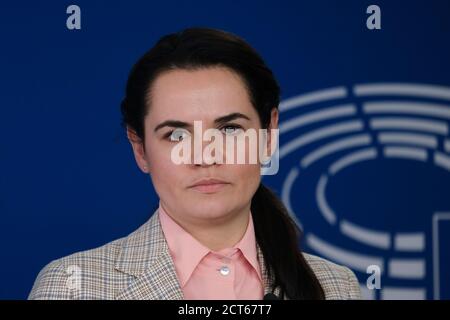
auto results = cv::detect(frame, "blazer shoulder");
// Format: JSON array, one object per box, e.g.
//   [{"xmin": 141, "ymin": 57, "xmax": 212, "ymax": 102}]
[
  {"xmin": 302, "ymin": 252, "xmax": 362, "ymax": 300},
  {"xmin": 28, "ymin": 258, "xmax": 72, "ymax": 300},
  {"xmin": 28, "ymin": 237, "xmax": 125, "ymax": 300},
  {"xmin": 28, "ymin": 213, "xmax": 162, "ymax": 300}
]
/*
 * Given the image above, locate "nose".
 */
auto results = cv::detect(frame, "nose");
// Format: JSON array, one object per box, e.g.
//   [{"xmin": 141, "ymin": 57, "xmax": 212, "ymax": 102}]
[{"xmin": 192, "ymin": 129, "xmax": 224, "ymax": 167}]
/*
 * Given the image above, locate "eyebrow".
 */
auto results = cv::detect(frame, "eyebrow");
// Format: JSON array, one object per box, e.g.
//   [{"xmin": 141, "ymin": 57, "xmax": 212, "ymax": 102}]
[{"xmin": 153, "ymin": 112, "xmax": 251, "ymax": 133}]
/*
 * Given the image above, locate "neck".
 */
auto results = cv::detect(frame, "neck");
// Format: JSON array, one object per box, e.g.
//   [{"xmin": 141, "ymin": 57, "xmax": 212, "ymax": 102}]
[{"xmin": 161, "ymin": 203, "xmax": 251, "ymax": 252}]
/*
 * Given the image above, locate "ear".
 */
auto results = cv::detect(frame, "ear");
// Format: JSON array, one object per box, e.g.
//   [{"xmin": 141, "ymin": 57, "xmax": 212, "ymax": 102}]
[
  {"xmin": 126, "ymin": 127, "xmax": 150, "ymax": 173},
  {"xmin": 266, "ymin": 108, "xmax": 279, "ymax": 157}
]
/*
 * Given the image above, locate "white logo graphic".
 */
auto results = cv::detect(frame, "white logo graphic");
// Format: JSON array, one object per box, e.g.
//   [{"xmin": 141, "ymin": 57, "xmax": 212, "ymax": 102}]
[{"xmin": 276, "ymin": 83, "xmax": 450, "ymax": 299}]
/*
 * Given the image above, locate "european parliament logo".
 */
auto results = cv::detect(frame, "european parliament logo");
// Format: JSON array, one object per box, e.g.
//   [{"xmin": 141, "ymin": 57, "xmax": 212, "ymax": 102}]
[{"xmin": 268, "ymin": 83, "xmax": 450, "ymax": 300}]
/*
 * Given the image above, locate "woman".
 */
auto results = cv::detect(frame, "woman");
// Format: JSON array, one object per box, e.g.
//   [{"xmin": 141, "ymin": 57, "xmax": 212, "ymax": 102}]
[{"xmin": 29, "ymin": 27, "xmax": 361, "ymax": 300}]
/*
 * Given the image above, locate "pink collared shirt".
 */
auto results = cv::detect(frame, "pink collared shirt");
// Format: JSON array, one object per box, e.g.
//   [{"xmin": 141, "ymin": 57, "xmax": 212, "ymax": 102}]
[{"xmin": 158, "ymin": 204, "xmax": 264, "ymax": 300}]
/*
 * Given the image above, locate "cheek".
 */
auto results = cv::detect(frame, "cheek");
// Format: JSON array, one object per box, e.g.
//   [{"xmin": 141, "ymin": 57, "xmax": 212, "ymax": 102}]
[
  {"xmin": 146, "ymin": 141, "xmax": 185, "ymax": 189},
  {"xmin": 146, "ymin": 137, "xmax": 180, "ymax": 168},
  {"xmin": 231, "ymin": 164, "xmax": 261, "ymax": 194}
]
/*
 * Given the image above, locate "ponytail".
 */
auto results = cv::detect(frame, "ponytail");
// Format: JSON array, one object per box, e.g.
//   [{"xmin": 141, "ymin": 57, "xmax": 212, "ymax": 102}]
[{"xmin": 251, "ymin": 183, "xmax": 325, "ymax": 299}]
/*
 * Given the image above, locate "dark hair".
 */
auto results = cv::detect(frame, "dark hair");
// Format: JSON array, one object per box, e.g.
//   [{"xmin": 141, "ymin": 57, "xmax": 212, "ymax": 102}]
[{"xmin": 120, "ymin": 27, "xmax": 324, "ymax": 300}]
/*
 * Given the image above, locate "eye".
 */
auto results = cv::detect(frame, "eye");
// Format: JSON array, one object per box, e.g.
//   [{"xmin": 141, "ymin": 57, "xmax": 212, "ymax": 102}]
[
  {"xmin": 221, "ymin": 124, "xmax": 244, "ymax": 135},
  {"xmin": 166, "ymin": 128, "xmax": 190, "ymax": 142}
]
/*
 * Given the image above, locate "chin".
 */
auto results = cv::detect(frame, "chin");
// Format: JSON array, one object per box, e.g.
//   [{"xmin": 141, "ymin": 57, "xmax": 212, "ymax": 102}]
[{"xmin": 187, "ymin": 200, "xmax": 232, "ymax": 219}]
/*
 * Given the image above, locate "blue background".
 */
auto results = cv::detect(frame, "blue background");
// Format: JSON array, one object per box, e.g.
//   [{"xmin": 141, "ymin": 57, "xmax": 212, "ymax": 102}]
[{"xmin": 0, "ymin": 0, "xmax": 449, "ymax": 299}]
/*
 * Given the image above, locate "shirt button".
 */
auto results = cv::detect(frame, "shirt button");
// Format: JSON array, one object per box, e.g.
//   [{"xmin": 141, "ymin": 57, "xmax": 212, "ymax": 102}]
[{"xmin": 219, "ymin": 266, "xmax": 230, "ymax": 276}]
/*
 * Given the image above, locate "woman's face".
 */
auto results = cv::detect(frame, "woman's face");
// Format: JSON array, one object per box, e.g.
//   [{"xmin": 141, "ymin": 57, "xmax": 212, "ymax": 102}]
[{"xmin": 128, "ymin": 67, "xmax": 278, "ymax": 225}]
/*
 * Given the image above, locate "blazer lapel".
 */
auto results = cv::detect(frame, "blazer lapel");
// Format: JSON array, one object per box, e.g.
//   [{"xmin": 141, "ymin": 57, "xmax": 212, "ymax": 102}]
[
  {"xmin": 115, "ymin": 210, "xmax": 184, "ymax": 300},
  {"xmin": 257, "ymin": 244, "xmax": 283, "ymax": 299},
  {"xmin": 115, "ymin": 250, "xmax": 184, "ymax": 300}
]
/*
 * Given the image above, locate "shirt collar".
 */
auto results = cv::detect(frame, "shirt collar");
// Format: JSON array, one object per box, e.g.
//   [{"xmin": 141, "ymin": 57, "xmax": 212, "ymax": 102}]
[
  {"xmin": 158, "ymin": 202, "xmax": 262, "ymax": 287},
  {"xmin": 229, "ymin": 210, "xmax": 262, "ymax": 282}
]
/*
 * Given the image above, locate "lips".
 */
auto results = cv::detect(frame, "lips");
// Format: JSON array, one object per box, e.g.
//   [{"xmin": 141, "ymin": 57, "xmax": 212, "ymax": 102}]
[{"xmin": 189, "ymin": 178, "xmax": 230, "ymax": 193}]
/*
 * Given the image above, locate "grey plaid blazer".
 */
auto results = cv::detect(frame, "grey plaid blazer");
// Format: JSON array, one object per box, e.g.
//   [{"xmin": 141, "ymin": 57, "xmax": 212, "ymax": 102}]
[{"xmin": 29, "ymin": 210, "xmax": 361, "ymax": 300}]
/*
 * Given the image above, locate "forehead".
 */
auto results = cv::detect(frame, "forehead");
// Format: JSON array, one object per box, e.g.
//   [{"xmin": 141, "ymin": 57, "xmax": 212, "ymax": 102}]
[{"xmin": 147, "ymin": 67, "xmax": 256, "ymax": 121}]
